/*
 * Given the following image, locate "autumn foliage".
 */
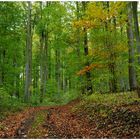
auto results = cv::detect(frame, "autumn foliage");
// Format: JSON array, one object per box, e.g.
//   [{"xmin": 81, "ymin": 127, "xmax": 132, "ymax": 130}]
[{"xmin": 77, "ymin": 63, "xmax": 104, "ymax": 76}]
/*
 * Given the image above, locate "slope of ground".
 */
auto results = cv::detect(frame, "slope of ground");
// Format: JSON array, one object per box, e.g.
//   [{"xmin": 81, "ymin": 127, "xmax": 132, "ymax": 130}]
[{"xmin": 0, "ymin": 93, "xmax": 140, "ymax": 138}]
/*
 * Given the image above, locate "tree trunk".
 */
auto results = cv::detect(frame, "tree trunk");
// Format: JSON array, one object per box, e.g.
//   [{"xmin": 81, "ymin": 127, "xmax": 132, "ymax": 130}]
[
  {"xmin": 82, "ymin": 2, "xmax": 93, "ymax": 95},
  {"xmin": 13, "ymin": 57, "xmax": 20, "ymax": 98},
  {"xmin": 24, "ymin": 2, "xmax": 32, "ymax": 103},
  {"xmin": 132, "ymin": 2, "xmax": 140, "ymax": 65},
  {"xmin": 0, "ymin": 50, "xmax": 5, "ymax": 86},
  {"xmin": 55, "ymin": 49, "xmax": 61, "ymax": 94},
  {"xmin": 39, "ymin": 2, "xmax": 49, "ymax": 103},
  {"xmin": 1, "ymin": 50, "xmax": 6, "ymax": 86},
  {"xmin": 43, "ymin": 31, "xmax": 48, "ymax": 95},
  {"xmin": 61, "ymin": 54, "xmax": 65, "ymax": 92},
  {"xmin": 40, "ymin": 30, "xmax": 44, "ymax": 103},
  {"xmin": 48, "ymin": 46, "xmax": 51, "ymax": 79},
  {"xmin": 76, "ymin": 2, "xmax": 80, "ymax": 57},
  {"xmin": 104, "ymin": 1, "xmax": 117, "ymax": 93},
  {"xmin": 132, "ymin": 2, "xmax": 140, "ymax": 97},
  {"xmin": 40, "ymin": 30, "xmax": 47, "ymax": 103},
  {"xmin": 127, "ymin": 2, "xmax": 137, "ymax": 91}
]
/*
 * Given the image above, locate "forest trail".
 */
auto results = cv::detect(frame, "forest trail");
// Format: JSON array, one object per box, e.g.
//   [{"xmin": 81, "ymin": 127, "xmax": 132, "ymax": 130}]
[
  {"xmin": 0, "ymin": 99, "xmax": 140, "ymax": 139},
  {"xmin": 0, "ymin": 99, "xmax": 84, "ymax": 139},
  {"xmin": 15, "ymin": 99, "xmax": 81, "ymax": 139}
]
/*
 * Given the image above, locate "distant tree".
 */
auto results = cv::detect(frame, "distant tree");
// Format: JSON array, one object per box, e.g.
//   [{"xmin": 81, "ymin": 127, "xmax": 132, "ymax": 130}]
[
  {"xmin": 132, "ymin": 2, "xmax": 140, "ymax": 97},
  {"xmin": 82, "ymin": 2, "xmax": 93, "ymax": 95},
  {"xmin": 126, "ymin": 2, "xmax": 137, "ymax": 91},
  {"xmin": 24, "ymin": 2, "xmax": 32, "ymax": 102},
  {"xmin": 132, "ymin": 2, "xmax": 140, "ymax": 65}
]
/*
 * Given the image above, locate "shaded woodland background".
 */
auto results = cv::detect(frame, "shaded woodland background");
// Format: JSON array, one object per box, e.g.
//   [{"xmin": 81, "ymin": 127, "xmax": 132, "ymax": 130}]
[
  {"xmin": 0, "ymin": 1, "xmax": 140, "ymax": 107},
  {"xmin": 0, "ymin": 1, "xmax": 140, "ymax": 139}
]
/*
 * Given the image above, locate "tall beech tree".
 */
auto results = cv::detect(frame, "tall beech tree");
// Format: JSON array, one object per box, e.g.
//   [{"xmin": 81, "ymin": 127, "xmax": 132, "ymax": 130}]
[
  {"xmin": 82, "ymin": 1, "xmax": 93, "ymax": 95},
  {"xmin": 126, "ymin": 2, "xmax": 137, "ymax": 91},
  {"xmin": 132, "ymin": 1, "xmax": 140, "ymax": 97},
  {"xmin": 132, "ymin": 2, "xmax": 140, "ymax": 65},
  {"xmin": 24, "ymin": 2, "xmax": 32, "ymax": 102}
]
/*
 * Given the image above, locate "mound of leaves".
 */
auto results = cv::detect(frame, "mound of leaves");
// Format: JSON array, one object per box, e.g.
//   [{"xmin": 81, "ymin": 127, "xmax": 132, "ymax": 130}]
[
  {"xmin": 0, "ymin": 99, "xmax": 139, "ymax": 139},
  {"xmin": 74, "ymin": 101, "xmax": 140, "ymax": 138},
  {"xmin": 0, "ymin": 107, "xmax": 35, "ymax": 138},
  {"xmin": 0, "ymin": 107, "xmax": 51, "ymax": 138}
]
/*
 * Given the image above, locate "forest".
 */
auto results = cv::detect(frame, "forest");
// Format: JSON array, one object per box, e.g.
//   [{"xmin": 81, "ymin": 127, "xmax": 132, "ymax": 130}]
[{"xmin": 0, "ymin": 1, "xmax": 140, "ymax": 138}]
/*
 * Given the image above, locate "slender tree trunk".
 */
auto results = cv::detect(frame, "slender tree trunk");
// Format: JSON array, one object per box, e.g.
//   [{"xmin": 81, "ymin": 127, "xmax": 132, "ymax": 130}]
[
  {"xmin": 76, "ymin": 2, "xmax": 80, "ymax": 57},
  {"xmin": 127, "ymin": 2, "xmax": 137, "ymax": 91},
  {"xmin": 105, "ymin": 2, "xmax": 117, "ymax": 93},
  {"xmin": 108, "ymin": 55, "xmax": 117, "ymax": 93},
  {"xmin": 33, "ymin": 65, "xmax": 39, "ymax": 95},
  {"xmin": 119, "ymin": 12, "xmax": 126, "ymax": 92},
  {"xmin": 83, "ymin": 27, "xmax": 93, "ymax": 94},
  {"xmin": 132, "ymin": 2, "xmax": 140, "ymax": 97},
  {"xmin": 48, "ymin": 46, "xmax": 51, "ymax": 79},
  {"xmin": 0, "ymin": 50, "xmax": 5, "ymax": 86},
  {"xmin": 40, "ymin": 24, "xmax": 47, "ymax": 103},
  {"xmin": 40, "ymin": 31, "xmax": 48, "ymax": 103},
  {"xmin": 40, "ymin": 31, "xmax": 44, "ymax": 103},
  {"xmin": 13, "ymin": 58, "xmax": 19, "ymax": 98},
  {"xmin": 75, "ymin": 2, "xmax": 82, "ymax": 92},
  {"xmin": 16, "ymin": 75, "xmax": 20, "ymax": 98},
  {"xmin": 132, "ymin": 2, "xmax": 140, "ymax": 64},
  {"xmin": 55, "ymin": 49, "xmax": 61, "ymax": 94},
  {"xmin": 0, "ymin": 71, "xmax": 2, "ymax": 86},
  {"xmin": 1, "ymin": 50, "xmax": 6, "ymax": 85},
  {"xmin": 82, "ymin": 2, "xmax": 93, "ymax": 95},
  {"xmin": 24, "ymin": 2, "xmax": 32, "ymax": 102},
  {"xmin": 39, "ymin": 2, "xmax": 49, "ymax": 103},
  {"xmin": 40, "ymin": 2, "xmax": 43, "ymax": 103},
  {"xmin": 22, "ymin": 67, "xmax": 25, "ymax": 93},
  {"xmin": 119, "ymin": 11, "xmax": 124, "ymax": 36},
  {"xmin": 0, "ymin": 52, "xmax": 2, "ymax": 85},
  {"xmin": 40, "ymin": 2, "xmax": 49, "ymax": 103},
  {"xmin": 43, "ymin": 31, "xmax": 48, "ymax": 95},
  {"xmin": 61, "ymin": 53, "xmax": 65, "ymax": 92}
]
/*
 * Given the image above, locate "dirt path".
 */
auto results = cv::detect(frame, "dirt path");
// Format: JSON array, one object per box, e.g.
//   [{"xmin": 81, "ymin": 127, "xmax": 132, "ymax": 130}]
[
  {"xmin": 0, "ymin": 99, "xmax": 140, "ymax": 138},
  {"xmin": 15, "ymin": 99, "xmax": 82, "ymax": 139},
  {"xmin": 0, "ymin": 99, "xmax": 81, "ymax": 138}
]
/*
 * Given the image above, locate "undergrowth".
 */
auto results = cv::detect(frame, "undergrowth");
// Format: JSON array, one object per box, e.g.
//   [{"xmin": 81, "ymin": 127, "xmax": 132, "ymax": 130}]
[
  {"xmin": 31, "ymin": 89, "xmax": 80, "ymax": 106},
  {"xmin": 84, "ymin": 92, "xmax": 140, "ymax": 105},
  {"xmin": 0, "ymin": 87, "xmax": 26, "ymax": 120},
  {"xmin": 27, "ymin": 111, "xmax": 47, "ymax": 138},
  {"xmin": 73, "ymin": 92, "xmax": 140, "ymax": 118}
]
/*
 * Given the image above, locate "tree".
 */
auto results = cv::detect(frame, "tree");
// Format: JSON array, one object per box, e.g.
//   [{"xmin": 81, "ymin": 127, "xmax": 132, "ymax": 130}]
[
  {"xmin": 104, "ymin": 2, "xmax": 117, "ymax": 93},
  {"xmin": 24, "ymin": 2, "xmax": 32, "ymax": 102},
  {"xmin": 0, "ymin": 2, "xmax": 24, "ymax": 97},
  {"xmin": 126, "ymin": 2, "xmax": 137, "ymax": 91},
  {"xmin": 1, "ymin": 1, "xmax": 140, "ymax": 107},
  {"xmin": 82, "ymin": 2, "xmax": 93, "ymax": 95},
  {"xmin": 132, "ymin": 2, "xmax": 140, "ymax": 65},
  {"xmin": 132, "ymin": 1, "xmax": 140, "ymax": 97}
]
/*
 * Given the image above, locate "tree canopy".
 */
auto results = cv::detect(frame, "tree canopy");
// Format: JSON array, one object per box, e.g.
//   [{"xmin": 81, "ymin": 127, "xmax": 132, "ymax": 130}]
[{"xmin": 0, "ymin": 1, "xmax": 140, "ymax": 104}]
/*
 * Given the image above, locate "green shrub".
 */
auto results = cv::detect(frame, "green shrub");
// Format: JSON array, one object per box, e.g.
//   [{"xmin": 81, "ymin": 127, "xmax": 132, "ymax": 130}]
[
  {"xmin": 0, "ymin": 87, "xmax": 26, "ymax": 119},
  {"xmin": 84, "ymin": 92, "xmax": 140, "ymax": 105},
  {"xmin": 39, "ymin": 89, "xmax": 80, "ymax": 106},
  {"xmin": 73, "ymin": 92, "xmax": 140, "ymax": 118}
]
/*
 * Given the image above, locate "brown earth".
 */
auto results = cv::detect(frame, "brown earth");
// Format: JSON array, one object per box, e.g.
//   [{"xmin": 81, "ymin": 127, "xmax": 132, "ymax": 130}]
[{"xmin": 0, "ymin": 99, "xmax": 140, "ymax": 139}]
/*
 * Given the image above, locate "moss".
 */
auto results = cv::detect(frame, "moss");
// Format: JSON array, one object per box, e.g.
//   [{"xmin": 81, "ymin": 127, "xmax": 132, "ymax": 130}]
[
  {"xmin": 84, "ymin": 92, "xmax": 140, "ymax": 106},
  {"xmin": 27, "ymin": 111, "xmax": 47, "ymax": 138},
  {"xmin": 73, "ymin": 92, "xmax": 140, "ymax": 118}
]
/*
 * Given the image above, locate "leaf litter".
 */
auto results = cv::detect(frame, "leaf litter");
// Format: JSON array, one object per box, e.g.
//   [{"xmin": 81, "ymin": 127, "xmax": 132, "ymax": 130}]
[{"xmin": 0, "ymin": 99, "xmax": 139, "ymax": 138}]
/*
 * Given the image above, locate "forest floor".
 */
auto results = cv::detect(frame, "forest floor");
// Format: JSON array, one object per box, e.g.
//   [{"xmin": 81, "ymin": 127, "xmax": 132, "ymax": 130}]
[{"xmin": 0, "ymin": 97, "xmax": 140, "ymax": 138}]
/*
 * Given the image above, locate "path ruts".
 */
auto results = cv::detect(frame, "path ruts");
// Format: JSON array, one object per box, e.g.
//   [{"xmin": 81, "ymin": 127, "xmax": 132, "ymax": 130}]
[{"xmin": 15, "ymin": 113, "xmax": 35, "ymax": 138}]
